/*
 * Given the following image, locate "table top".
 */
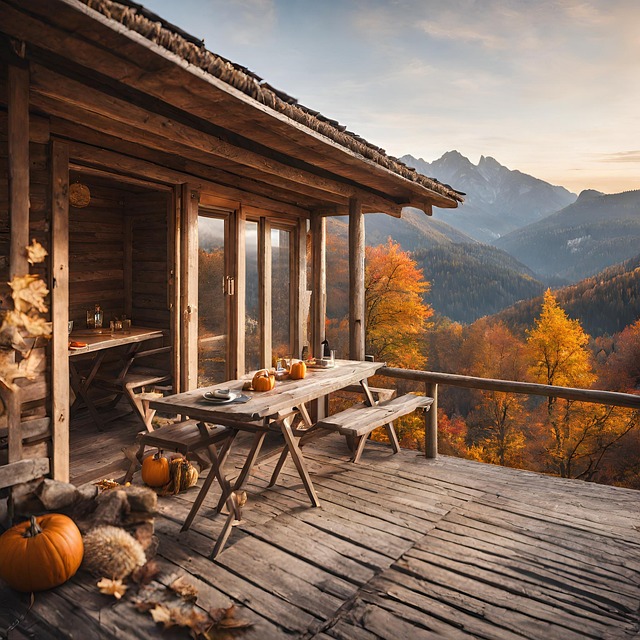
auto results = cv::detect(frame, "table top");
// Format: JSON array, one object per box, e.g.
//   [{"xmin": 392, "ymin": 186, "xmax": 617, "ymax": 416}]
[
  {"xmin": 150, "ymin": 359, "xmax": 384, "ymax": 422},
  {"xmin": 68, "ymin": 327, "xmax": 164, "ymax": 356}
]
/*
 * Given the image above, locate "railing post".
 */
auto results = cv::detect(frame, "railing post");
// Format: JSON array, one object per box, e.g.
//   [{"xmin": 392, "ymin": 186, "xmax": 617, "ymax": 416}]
[{"xmin": 425, "ymin": 382, "xmax": 438, "ymax": 459}]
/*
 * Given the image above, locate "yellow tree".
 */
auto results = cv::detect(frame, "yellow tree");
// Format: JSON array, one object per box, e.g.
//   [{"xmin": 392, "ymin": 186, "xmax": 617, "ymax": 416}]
[
  {"xmin": 526, "ymin": 289, "xmax": 636, "ymax": 480},
  {"xmin": 364, "ymin": 239, "xmax": 432, "ymax": 369}
]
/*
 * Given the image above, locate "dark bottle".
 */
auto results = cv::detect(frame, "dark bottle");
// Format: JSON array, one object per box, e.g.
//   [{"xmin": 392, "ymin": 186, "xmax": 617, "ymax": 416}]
[{"xmin": 321, "ymin": 339, "xmax": 330, "ymax": 358}]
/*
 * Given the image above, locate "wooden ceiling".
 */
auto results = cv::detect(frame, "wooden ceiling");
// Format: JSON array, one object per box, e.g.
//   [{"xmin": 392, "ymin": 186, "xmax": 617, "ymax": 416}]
[{"xmin": 0, "ymin": 0, "xmax": 462, "ymax": 218}]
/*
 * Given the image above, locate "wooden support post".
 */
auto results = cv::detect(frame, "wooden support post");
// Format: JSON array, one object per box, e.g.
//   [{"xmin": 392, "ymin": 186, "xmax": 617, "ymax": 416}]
[
  {"xmin": 291, "ymin": 218, "xmax": 307, "ymax": 359},
  {"xmin": 349, "ymin": 197, "xmax": 365, "ymax": 361},
  {"xmin": 258, "ymin": 217, "xmax": 272, "ymax": 368},
  {"xmin": 123, "ymin": 214, "xmax": 133, "ymax": 319},
  {"xmin": 425, "ymin": 382, "xmax": 438, "ymax": 459},
  {"xmin": 1, "ymin": 381, "xmax": 22, "ymax": 464},
  {"xmin": 51, "ymin": 140, "xmax": 69, "ymax": 481},
  {"xmin": 310, "ymin": 212, "xmax": 326, "ymax": 361},
  {"xmin": 180, "ymin": 185, "xmax": 199, "ymax": 391},
  {"xmin": 8, "ymin": 63, "xmax": 29, "ymax": 280},
  {"xmin": 228, "ymin": 207, "xmax": 246, "ymax": 378},
  {"xmin": 169, "ymin": 188, "xmax": 181, "ymax": 392}
]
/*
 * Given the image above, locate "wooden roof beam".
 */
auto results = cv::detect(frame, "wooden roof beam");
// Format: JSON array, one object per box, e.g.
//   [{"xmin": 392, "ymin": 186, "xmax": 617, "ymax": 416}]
[
  {"xmin": 28, "ymin": 64, "xmax": 404, "ymax": 217},
  {"xmin": 64, "ymin": 141, "xmax": 310, "ymax": 219}
]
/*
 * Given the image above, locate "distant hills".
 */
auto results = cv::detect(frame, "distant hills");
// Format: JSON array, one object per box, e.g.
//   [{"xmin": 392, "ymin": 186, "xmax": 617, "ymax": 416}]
[
  {"xmin": 493, "ymin": 189, "xmax": 640, "ymax": 283},
  {"xmin": 492, "ymin": 254, "xmax": 640, "ymax": 337},
  {"xmin": 402, "ymin": 151, "xmax": 576, "ymax": 242},
  {"xmin": 412, "ymin": 243, "xmax": 545, "ymax": 324},
  {"xmin": 323, "ymin": 150, "xmax": 640, "ymax": 331}
]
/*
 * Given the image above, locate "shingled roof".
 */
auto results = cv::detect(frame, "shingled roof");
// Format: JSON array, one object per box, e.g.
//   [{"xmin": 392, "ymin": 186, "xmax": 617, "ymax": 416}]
[{"xmin": 80, "ymin": 0, "xmax": 464, "ymax": 204}]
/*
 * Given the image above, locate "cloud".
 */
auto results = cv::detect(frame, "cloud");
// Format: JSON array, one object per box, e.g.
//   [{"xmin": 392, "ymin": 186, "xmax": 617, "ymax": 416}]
[
  {"xmin": 599, "ymin": 151, "xmax": 640, "ymax": 163},
  {"xmin": 213, "ymin": 0, "xmax": 277, "ymax": 46}
]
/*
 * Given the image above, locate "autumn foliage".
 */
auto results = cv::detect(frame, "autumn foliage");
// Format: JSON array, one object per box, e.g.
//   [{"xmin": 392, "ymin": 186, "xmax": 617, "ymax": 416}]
[{"xmin": 324, "ymin": 232, "xmax": 638, "ymax": 488}]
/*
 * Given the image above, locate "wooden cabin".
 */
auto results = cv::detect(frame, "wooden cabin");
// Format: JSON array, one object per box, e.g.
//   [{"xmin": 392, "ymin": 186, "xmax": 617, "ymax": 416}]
[
  {"xmin": 0, "ymin": 0, "xmax": 462, "ymax": 483},
  {"xmin": 2, "ymin": 4, "xmax": 640, "ymax": 639}
]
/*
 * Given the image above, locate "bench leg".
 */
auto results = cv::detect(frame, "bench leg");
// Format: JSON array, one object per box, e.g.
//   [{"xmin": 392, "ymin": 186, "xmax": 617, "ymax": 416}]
[
  {"xmin": 351, "ymin": 434, "xmax": 369, "ymax": 463},
  {"xmin": 122, "ymin": 438, "xmax": 146, "ymax": 483},
  {"xmin": 385, "ymin": 422, "xmax": 401, "ymax": 454}
]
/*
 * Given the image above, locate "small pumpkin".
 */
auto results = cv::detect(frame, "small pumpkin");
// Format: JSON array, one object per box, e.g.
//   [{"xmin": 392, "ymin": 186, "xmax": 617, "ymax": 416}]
[
  {"xmin": 0, "ymin": 514, "xmax": 84, "ymax": 592},
  {"xmin": 252, "ymin": 369, "xmax": 276, "ymax": 391},
  {"xmin": 289, "ymin": 360, "xmax": 307, "ymax": 380},
  {"xmin": 141, "ymin": 450, "xmax": 170, "ymax": 487}
]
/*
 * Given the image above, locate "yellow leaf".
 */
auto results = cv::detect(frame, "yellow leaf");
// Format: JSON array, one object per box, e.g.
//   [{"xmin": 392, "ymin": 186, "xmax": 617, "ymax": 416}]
[
  {"xmin": 97, "ymin": 577, "xmax": 128, "ymax": 599},
  {"xmin": 150, "ymin": 604, "xmax": 173, "ymax": 626},
  {"xmin": 11, "ymin": 278, "xmax": 49, "ymax": 314},
  {"xmin": 169, "ymin": 575, "xmax": 199, "ymax": 602},
  {"xmin": 26, "ymin": 239, "xmax": 48, "ymax": 265}
]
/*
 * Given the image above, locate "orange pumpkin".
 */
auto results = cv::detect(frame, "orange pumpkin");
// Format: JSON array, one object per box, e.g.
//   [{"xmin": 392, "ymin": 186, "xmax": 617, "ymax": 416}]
[
  {"xmin": 141, "ymin": 450, "xmax": 170, "ymax": 487},
  {"xmin": 289, "ymin": 360, "xmax": 307, "ymax": 380},
  {"xmin": 0, "ymin": 514, "xmax": 84, "ymax": 592},
  {"xmin": 252, "ymin": 369, "xmax": 276, "ymax": 391}
]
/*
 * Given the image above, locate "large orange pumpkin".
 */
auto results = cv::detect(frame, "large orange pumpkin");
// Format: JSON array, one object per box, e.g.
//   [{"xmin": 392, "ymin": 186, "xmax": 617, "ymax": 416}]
[
  {"xmin": 0, "ymin": 514, "xmax": 84, "ymax": 592},
  {"xmin": 252, "ymin": 369, "xmax": 276, "ymax": 391},
  {"xmin": 141, "ymin": 450, "xmax": 170, "ymax": 487},
  {"xmin": 289, "ymin": 360, "xmax": 307, "ymax": 380}
]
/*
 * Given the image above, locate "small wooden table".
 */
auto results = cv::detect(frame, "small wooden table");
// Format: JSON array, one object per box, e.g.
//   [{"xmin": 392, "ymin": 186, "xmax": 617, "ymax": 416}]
[
  {"xmin": 68, "ymin": 327, "xmax": 164, "ymax": 430},
  {"xmin": 149, "ymin": 359, "xmax": 384, "ymax": 527}
]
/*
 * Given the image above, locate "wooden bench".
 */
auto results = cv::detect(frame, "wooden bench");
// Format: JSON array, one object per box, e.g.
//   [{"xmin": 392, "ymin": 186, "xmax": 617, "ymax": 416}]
[
  {"xmin": 122, "ymin": 420, "xmax": 234, "ymax": 484},
  {"xmin": 315, "ymin": 394, "xmax": 434, "ymax": 463}
]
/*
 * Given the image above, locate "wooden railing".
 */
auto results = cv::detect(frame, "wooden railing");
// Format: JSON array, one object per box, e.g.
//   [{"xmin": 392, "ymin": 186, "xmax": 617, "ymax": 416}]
[{"xmin": 379, "ymin": 367, "xmax": 640, "ymax": 459}]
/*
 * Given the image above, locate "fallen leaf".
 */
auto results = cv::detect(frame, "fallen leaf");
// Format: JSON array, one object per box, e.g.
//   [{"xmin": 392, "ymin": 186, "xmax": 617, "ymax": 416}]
[
  {"xmin": 131, "ymin": 560, "xmax": 160, "ymax": 586},
  {"xmin": 169, "ymin": 575, "xmax": 199, "ymax": 602},
  {"xmin": 97, "ymin": 577, "xmax": 128, "ymax": 600},
  {"xmin": 169, "ymin": 605, "xmax": 209, "ymax": 631},
  {"xmin": 150, "ymin": 604, "xmax": 173, "ymax": 626}
]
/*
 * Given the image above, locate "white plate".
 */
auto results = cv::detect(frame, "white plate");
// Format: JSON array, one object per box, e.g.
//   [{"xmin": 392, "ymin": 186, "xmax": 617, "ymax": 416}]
[{"xmin": 202, "ymin": 391, "xmax": 238, "ymax": 404}]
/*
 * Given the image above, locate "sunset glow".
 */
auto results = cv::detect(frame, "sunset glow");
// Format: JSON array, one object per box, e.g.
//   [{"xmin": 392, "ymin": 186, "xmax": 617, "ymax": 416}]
[{"xmin": 141, "ymin": 0, "xmax": 640, "ymax": 194}]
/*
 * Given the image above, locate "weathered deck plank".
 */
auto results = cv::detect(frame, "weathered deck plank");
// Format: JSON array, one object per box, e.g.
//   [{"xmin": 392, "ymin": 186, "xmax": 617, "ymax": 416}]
[{"xmin": 1, "ymin": 430, "xmax": 638, "ymax": 639}]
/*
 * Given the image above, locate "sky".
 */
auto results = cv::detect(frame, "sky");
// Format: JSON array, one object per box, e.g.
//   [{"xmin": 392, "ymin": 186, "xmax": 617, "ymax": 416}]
[{"xmin": 140, "ymin": 0, "xmax": 640, "ymax": 195}]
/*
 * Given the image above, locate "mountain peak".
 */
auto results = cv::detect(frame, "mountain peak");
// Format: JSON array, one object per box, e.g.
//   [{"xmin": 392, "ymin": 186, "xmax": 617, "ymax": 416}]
[
  {"xmin": 576, "ymin": 189, "xmax": 604, "ymax": 203},
  {"xmin": 478, "ymin": 155, "xmax": 503, "ymax": 169},
  {"xmin": 401, "ymin": 150, "xmax": 577, "ymax": 242}
]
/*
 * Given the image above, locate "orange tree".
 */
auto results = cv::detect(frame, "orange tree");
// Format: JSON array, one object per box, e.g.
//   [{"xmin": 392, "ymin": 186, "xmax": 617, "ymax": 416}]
[
  {"xmin": 363, "ymin": 239, "xmax": 433, "ymax": 447},
  {"xmin": 365, "ymin": 239, "xmax": 432, "ymax": 369},
  {"xmin": 464, "ymin": 320, "xmax": 529, "ymax": 468}
]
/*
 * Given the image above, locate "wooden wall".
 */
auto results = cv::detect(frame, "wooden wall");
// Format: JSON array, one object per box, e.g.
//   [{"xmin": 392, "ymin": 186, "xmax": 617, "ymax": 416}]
[
  {"xmin": 68, "ymin": 177, "xmax": 126, "ymax": 327},
  {"xmin": 128, "ymin": 191, "xmax": 170, "ymax": 329},
  {"xmin": 68, "ymin": 176, "xmax": 170, "ymax": 333},
  {"xmin": 0, "ymin": 96, "xmax": 52, "ymax": 464}
]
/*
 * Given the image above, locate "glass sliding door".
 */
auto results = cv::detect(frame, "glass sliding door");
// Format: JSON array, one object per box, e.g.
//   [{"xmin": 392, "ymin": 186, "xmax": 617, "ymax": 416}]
[{"xmin": 197, "ymin": 214, "xmax": 228, "ymax": 386}]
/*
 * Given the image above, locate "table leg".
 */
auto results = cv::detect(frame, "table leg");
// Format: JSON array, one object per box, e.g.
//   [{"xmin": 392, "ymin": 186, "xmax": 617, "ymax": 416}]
[
  {"xmin": 216, "ymin": 430, "xmax": 267, "ymax": 513},
  {"xmin": 269, "ymin": 401, "xmax": 315, "ymax": 487},
  {"xmin": 279, "ymin": 418, "xmax": 320, "ymax": 507},
  {"xmin": 181, "ymin": 429, "xmax": 238, "ymax": 532},
  {"xmin": 69, "ymin": 353, "xmax": 109, "ymax": 430}
]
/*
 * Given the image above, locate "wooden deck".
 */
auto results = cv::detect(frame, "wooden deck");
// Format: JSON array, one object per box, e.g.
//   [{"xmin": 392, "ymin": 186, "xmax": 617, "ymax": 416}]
[{"xmin": 2, "ymin": 418, "xmax": 639, "ymax": 639}]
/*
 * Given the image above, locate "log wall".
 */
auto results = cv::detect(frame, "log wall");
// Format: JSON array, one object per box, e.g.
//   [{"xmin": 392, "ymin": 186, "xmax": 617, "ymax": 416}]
[{"xmin": 128, "ymin": 191, "xmax": 171, "ymax": 329}]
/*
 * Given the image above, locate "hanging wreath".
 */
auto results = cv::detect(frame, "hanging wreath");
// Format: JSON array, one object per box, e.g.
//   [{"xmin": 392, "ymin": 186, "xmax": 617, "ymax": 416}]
[{"xmin": 69, "ymin": 182, "xmax": 91, "ymax": 208}]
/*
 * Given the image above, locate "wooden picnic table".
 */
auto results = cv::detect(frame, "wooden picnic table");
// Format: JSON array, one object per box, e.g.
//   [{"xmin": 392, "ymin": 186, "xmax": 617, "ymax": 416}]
[
  {"xmin": 68, "ymin": 327, "xmax": 165, "ymax": 430},
  {"xmin": 149, "ymin": 359, "xmax": 384, "ymax": 538}
]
